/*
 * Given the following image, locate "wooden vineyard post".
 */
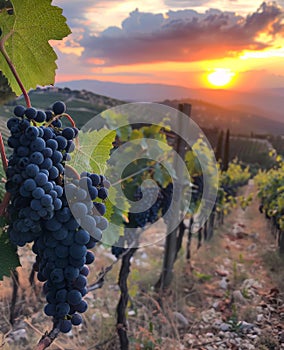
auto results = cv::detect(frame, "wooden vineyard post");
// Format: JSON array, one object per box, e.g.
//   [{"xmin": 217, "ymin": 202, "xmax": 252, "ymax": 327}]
[
  {"xmin": 155, "ymin": 103, "xmax": 191, "ymax": 291},
  {"xmin": 223, "ymin": 129, "xmax": 230, "ymax": 171},
  {"xmin": 215, "ymin": 130, "xmax": 224, "ymax": 164},
  {"xmin": 279, "ymin": 231, "xmax": 284, "ymax": 255}
]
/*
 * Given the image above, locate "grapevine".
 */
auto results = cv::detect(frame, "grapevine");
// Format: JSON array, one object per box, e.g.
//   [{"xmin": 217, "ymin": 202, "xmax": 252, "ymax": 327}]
[
  {"xmin": 0, "ymin": 1, "xmax": 113, "ymax": 345},
  {"xmin": 255, "ymin": 158, "xmax": 284, "ymax": 252},
  {"xmin": 3, "ymin": 101, "xmax": 111, "ymax": 334}
]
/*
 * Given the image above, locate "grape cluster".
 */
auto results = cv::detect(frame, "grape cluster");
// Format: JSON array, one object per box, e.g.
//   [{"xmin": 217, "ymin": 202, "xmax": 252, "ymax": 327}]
[
  {"xmin": 65, "ymin": 171, "xmax": 110, "ymax": 239},
  {"xmin": 128, "ymin": 186, "xmax": 162, "ymax": 228},
  {"xmin": 111, "ymin": 235, "xmax": 126, "ymax": 258},
  {"xmin": 111, "ymin": 186, "xmax": 164, "ymax": 257},
  {"xmin": 5, "ymin": 101, "xmax": 109, "ymax": 333}
]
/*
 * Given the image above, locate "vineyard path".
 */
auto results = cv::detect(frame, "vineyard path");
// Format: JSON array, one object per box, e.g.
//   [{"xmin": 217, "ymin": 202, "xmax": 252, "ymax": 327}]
[{"xmin": 184, "ymin": 179, "xmax": 284, "ymax": 349}]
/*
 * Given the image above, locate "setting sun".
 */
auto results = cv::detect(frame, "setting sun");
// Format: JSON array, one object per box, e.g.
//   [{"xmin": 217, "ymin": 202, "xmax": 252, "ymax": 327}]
[{"xmin": 207, "ymin": 68, "xmax": 235, "ymax": 88}]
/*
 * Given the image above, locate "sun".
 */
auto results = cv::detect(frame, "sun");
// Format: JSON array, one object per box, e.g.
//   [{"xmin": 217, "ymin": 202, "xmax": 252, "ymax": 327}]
[{"xmin": 207, "ymin": 68, "xmax": 235, "ymax": 88}]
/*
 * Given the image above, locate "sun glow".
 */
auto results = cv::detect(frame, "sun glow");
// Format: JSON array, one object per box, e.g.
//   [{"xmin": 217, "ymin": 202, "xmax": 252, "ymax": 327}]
[{"xmin": 207, "ymin": 68, "xmax": 235, "ymax": 88}]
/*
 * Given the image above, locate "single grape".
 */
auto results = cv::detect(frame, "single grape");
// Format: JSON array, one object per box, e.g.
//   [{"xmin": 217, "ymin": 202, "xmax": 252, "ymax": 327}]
[
  {"xmin": 88, "ymin": 186, "xmax": 98, "ymax": 200},
  {"xmin": 14, "ymin": 105, "xmax": 26, "ymax": 117},
  {"xmin": 52, "ymin": 119, "xmax": 62, "ymax": 128},
  {"xmin": 30, "ymin": 138, "xmax": 46, "ymax": 152},
  {"xmin": 94, "ymin": 202, "xmax": 106, "ymax": 216},
  {"xmin": 46, "ymin": 139, "xmax": 58, "ymax": 151},
  {"xmin": 71, "ymin": 313, "xmax": 82, "ymax": 326},
  {"xmin": 23, "ymin": 178, "xmax": 37, "ymax": 192},
  {"xmin": 35, "ymin": 173, "xmax": 48, "ymax": 186},
  {"xmin": 40, "ymin": 158, "xmax": 53, "ymax": 170},
  {"xmin": 25, "ymin": 126, "xmax": 39, "ymax": 140},
  {"xmin": 25, "ymin": 107, "xmax": 37, "ymax": 120},
  {"xmin": 55, "ymin": 289, "xmax": 67, "ymax": 303},
  {"xmin": 74, "ymin": 229, "xmax": 90, "ymax": 245},
  {"xmin": 45, "ymin": 110, "xmax": 53, "ymax": 121},
  {"xmin": 26, "ymin": 164, "xmax": 40, "ymax": 177},
  {"xmin": 52, "ymin": 101, "xmax": 66, "ymax": 115},
  {"xmin": 71, "ymin": 202, "xmax": 88, "ymax": 218},
  {"xmin": 30, "ymin": 152, "xmax": 44, "ymax": 165},
  {"xmin": 85, "ymin": 251, "xmax": 95, "ymax": 265},
  {"xmin": 74, "ymin": 300, "xmax": 88, "ymax": 313},
  {"xmin": 98, "ymin": 187, "xmax": 108, "ymax": 200},
  {"xmin": 74, "ymin": 274, "xmax": 87, "ymax": 289},
  {"xmin": 62, "ymin": 127, "xmax": 75, "ymax": 140},
  {"xmin": 89, "ymin": 173, "xmax": 100, "ymax": 186},
  {"xmin": 80, "ymin": 265, "xmax": 89, "ymax": 277},
  {"xmin": 64, "ymin": 266, "xmax": 80, "ymax": 280},
  {"xmin": 51, "ymin": 150, "xmax": 63, "ymax": 164},
  {"xmin": 67, "ymin": 290, "xmax": 82, "ymax": 306},
  {"xmin": 55, "ymin": 303, "xmax": 70, "ymax": 318},
  {"xmin": 60, "ymin": 319, "xmax": 72, "ymax": 333},
  {"xmin": 56, "ymin": 136, "xmax": 68, "ymax": 150},
  {"xmin": 49, "ymin": 166, "xmax": 59, "ymax": 180},
  {"xmin": 34, "ymin": 110, "xmax": 46, "ymax": 123},
  {"xmin": 44, "ymin": 303, "xmax": 56, "ymax": 316},
  {"xmin": 69, "ymin": 244, "xmax": 87, "ymax": 259}
]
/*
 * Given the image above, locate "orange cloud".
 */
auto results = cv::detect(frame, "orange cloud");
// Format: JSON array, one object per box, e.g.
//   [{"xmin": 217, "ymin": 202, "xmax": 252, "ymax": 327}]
[{"xmin": 79, "ymin": 3, "xmax": 284, "ymax": 67}]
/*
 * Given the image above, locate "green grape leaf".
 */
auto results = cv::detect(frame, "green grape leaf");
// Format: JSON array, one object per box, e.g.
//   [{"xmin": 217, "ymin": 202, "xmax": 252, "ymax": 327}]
[
  {"xmin": 153, "ymin": 163, "xmax": 171, "ymax": 188},
  {"xmin": 0, "ymin": 223, "xmax": 20, "ymax": 280},
  {"xmin": 90, "ymin": 129, "xmax": 116, "ymax": 174},
  {"xmin": 68, "ymin": 129, "xmax": 116, "ymax": 175},
  {"xmin": 103, "ymin": 185, "xmax": 130, "ymax": 246},
  {"xmin": 0, "ymin": 0, "xmax": 71, "ymax": 96}
]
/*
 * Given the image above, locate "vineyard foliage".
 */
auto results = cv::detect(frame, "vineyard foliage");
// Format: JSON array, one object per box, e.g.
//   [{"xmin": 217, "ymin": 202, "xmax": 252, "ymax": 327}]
[
  {"xmin": 255, "ymin": 159, "xmax": 284, "ymax": 231},
  {"xmin": 217, "ymin": 161, "xmax": 251, "ymax": 216},
  {"xmin": 220, "ymin": 161, "xmax": 251, "ymax": 190}
]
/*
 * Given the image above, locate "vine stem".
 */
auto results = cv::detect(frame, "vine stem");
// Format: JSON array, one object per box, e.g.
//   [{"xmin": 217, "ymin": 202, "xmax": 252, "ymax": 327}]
[
  {"xmin": 0, "ymin": 41, "xmax": 31, "ymax": 108},
  {"xmin": 0, "ymin": 132, "xmax": 10, "ymax": 217},
  {"xmin": 34, "ymin": 321, "xmax": 62, "ymax": 350},
  {"xmin": 0, "ymin": 132, "xmax": 8, "ymax": 171},
  {"xmin": 0, "ymin": 192, "xmax": 10, "ymax": 217},
  {"xmin": 46, "ymin": 113, "xmax": 76, "ymax": 128}
]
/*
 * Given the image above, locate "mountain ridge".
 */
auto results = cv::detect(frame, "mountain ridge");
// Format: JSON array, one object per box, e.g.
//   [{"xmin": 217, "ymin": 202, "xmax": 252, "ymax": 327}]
[
  {"xmin": 2, "ymin": 86, "xmax": 283, "ymax": 135},
  {"xmin": 56, "ymin": 79, "xmax": 284, "ymax": 124}
]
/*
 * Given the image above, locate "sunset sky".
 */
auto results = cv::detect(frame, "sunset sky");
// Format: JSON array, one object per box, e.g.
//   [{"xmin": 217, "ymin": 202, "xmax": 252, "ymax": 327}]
[{"xmin": 52, "ymin": 0, "xmax": 284, "ymax": 90}]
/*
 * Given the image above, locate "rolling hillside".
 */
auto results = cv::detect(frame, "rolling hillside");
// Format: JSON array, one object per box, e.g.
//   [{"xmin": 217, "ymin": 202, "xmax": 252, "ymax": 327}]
[
  {"xmin": 56, "ymin": 79, "xmax": 284, "ymax": 124},
  {"xmin": 163, "ymin": 98, "xmax": 284, "ymax": 135},
  {"xmin": 1, "ymin": 87, "xmax": 283, "ymax": 137},
  {"xmin": 0, "ymin": 87, "xmax": 124, "ymax": 129}
]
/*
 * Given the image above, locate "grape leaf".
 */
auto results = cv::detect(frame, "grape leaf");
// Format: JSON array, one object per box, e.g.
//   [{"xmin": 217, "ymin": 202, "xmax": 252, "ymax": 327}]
[
  {"xmin": 90, "ymin": 129, "xmax": 116, "ymax": 174},
  {"xmin": 103, "ymin": 185, "xmax": 130, "ymax": 246},
  {"xmin": 0, "ymin": 0, "xmax": 71, "ymax": 96},
  {"xmin": 0, "ymin": 222, "xmax": 20, "ymax": 281},
  {"xmin": 69, "ymin": 129, "xmax": 116, "ymax": 175}
]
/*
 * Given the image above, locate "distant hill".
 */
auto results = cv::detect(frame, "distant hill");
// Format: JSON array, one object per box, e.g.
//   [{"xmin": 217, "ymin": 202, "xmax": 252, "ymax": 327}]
[
  {"xmin": 56, "ymin": 80, "xmax": 191, "ymax": 103},
  {"xmin": 1, "ymin": 87, "xmax": 283, "ymax": 135},
  {"xmin": 56, "ymin": 79, "xmax": 284, "ymax": 124},
  {"xmin": 1, "ymin": 87, "xmax": 124, "ymax": 129},
  {"xmin": 163, "ymin": 98, "xmax": 284, "ymax": 135}
]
